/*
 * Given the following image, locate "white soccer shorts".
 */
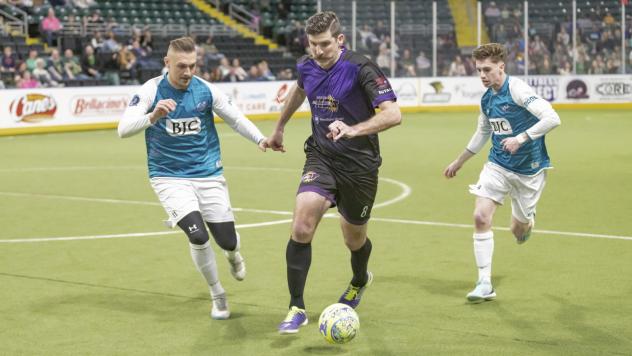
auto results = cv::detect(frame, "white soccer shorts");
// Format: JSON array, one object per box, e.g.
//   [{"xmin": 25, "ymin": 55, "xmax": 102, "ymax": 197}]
[
  {"xmin": 150, "ymin": 175, "xmax": 235, "ymax": 228},
  {"xmin": 468, "ymin": 162, "xmax": 547, "ymax": 223}
]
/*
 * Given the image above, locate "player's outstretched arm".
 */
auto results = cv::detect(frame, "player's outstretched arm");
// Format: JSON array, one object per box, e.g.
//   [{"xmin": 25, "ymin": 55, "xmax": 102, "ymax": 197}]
[
  {"xmin": 328, "ymin": 100, "xmax": 401, "ymax": 141},
  {"xmin": 444, "ymin": 149, "xmax": 475, "ymax": 178},
  {"xmin": 264, "ymin": 83, "xmax": 306, "ymax": 152},
  {"xmin": 207, "ymin": 83, "xmax": 267, "ymax": 149}
]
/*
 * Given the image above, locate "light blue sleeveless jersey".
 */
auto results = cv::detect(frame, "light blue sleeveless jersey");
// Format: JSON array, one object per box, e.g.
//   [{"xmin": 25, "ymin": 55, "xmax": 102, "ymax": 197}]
[
  {"xmin": 142, "ymin": 75, "xmax": 222, "ymax": 178},
  {"xmin": 481, "ymin": 76, "xmax": 550, "ymax": 175}
]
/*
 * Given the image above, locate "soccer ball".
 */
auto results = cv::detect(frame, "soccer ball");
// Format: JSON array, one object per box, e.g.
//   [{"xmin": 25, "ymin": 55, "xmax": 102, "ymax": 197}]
[{"xmin": 318, "ymin": 303, "xmax": 360, "ymax": 344}]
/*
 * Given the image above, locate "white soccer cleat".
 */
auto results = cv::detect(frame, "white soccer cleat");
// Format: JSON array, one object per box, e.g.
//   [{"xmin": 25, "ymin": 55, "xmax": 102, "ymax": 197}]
[
  {"xmin": 225, "ymin": 250, "xmax": 246, "ymax": 281},
  {"xmin": 466, "ymin": 279, "xmax": 496, "ymax": 302},
  {"xmin": 211, "ymin": 293, "xmax": 230, "ymax": 320},
  {"xmin": 224, "ymin": 233, "xmax": 246, "ymax": 281}
]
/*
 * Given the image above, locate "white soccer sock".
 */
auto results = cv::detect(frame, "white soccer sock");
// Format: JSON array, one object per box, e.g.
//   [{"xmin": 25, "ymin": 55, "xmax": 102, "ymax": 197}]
[
  {"xmin": 224, "ymin": 232, "xmax": 241, "ymax": 261},
  {"xmin": 473, "ymin": 231, "xmax": 494, "ymax": 282},
  {"xmin": 189, "ymin": 241, "xmax": 225, "ymax": 296}
]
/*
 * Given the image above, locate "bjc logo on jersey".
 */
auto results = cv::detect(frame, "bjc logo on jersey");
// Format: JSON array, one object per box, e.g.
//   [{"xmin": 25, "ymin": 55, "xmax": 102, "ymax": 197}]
[
  {"xmin": 166, "ymin": 117, "xmax": 201, "ymax": 136},
  {"xmin": 489, "ymin": 118, "xmax": 513, "ymax": 135}
]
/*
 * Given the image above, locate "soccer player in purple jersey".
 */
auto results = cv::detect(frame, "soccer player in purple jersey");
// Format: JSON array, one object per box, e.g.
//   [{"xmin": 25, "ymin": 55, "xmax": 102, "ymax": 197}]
[{"xmin": 263, "ymin": 11, "xmax": 402, "ymax": 334}]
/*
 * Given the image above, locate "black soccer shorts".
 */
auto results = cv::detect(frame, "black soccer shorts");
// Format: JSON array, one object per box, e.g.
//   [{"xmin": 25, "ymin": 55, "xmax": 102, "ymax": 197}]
[{"xmin": 297, "ymin": 147, "xmax": 378, "ymax": 225}]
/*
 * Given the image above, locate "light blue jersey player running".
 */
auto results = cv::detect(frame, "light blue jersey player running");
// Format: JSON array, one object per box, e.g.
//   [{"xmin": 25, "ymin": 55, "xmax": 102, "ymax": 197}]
[
  {"xmin": 444, "ymin": 43, "xmax": 561, "ymax": 303},
  {"xmin": 118, "ymin": 37, "xmax": 268, "ymax": 319}
]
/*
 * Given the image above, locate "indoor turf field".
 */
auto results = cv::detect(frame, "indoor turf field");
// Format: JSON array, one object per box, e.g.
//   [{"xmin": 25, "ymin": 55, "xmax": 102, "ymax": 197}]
[{"xmin": 1, "ymin": 110, "xmax": 631, "ymax": 355}]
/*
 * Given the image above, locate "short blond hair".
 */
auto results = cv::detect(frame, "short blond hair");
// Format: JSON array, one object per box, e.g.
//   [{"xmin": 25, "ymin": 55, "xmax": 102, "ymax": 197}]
[
  {"xmin": 472, "ymin": 43, "xmax": 506, "ymax": 63},
  {"xmin": 168, "ymin": 37, "xmax": 196, "ymax": 53}
]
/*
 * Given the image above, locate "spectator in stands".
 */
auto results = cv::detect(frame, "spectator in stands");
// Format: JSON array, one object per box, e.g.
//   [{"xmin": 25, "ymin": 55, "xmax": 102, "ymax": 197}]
[
  {"xmin": 25, "ymin": 48, "xmax": 39, "ymax": 73},
  {"xmin": 379, "ymin": 35, "xmax": 398, "ymax": 59},
  {"xmin": 103, "ymin": 31, "xmax": 120, "ymax": 52},
  {"xmin": 81, "ymin": 45, "xmax": 102, "ymax": 78},
  {"xmin": 415, "ymin": 50, "xmax": 431, "ymax": 76},
  {"xmin": 117, "ymin": 45, "xmax": 137, "ymax": 83},
  {"xmin": 277, "ymin": 68, "xmax": 292, "ymax": 80},
  {"xmin": 217, "ymin": 57, "xmax": 231, "ymax": 81},
  {"xmin": 500, "ymin": 4, "xmax": 510, "ymax": 20},
  {"xmin": 1, "ymin": 46, "xmax": 17, "ymax": 73},
  {"xmin": 199, "ymin": 35, "xmax": 224, "ymax": 61},
  {"xmin": 47, "ymin": 48, "xmax": 65, "ymax": 80},
  {"xmin": 257, "ymin": 60, "xmax": 275, "ymax": 81},
  {"xmin": 448, "ymin": 55, "xmax": 467, "ymax": 76},
  {"xmin": 83, "ymin": 9, "xmax": 104, "ymax": 28},
  {"xmin": 376, "ymin": 46, "xmax": 390, "ymax": 73},
  {"xmin": 247, "ymin": 64, "xmax": 260, "ymax": 81},
  {"xmin": 227, "ymin": 58, "xmax": 247, "ymax": 82},
  {"xmin": 398, "ymin": 48, "xmax": 416, "ymax": 77},
  {"xmin": 484, "ymin": 1, "xmax": 501, "ymax": 24},
  {"xmin": 41, "ymin": 7, "xmax": 62, "ymax": 47},
  {"xmin": 141, "ymin": 29, "xmax": 153, "ymax": 52},
  {"xmin": 33, "ymin": 58, "xmax": 60, "ymax": 87},
  {"xmin": 556, "ymin": 26, "xmax": 570, "ymax": 46},
  {"xmin": 63, "ymin": 48, "xmax": 87, "ymax": 80},
  {"xmin": 16, "ymin": 70, "xmax": 39, "ymax": 88},
  {"xmin": 603, "ymin": 12, "xmax": 616, "ymax": 27},
  {"xmin": 358, "ymin": 24, "xmax": 380, "ymax": 52},
  {"xmin": 374, "ymin": 20, "xmax": 388, "ymax": 40},
  {"xmin": 90, "ymin": 31, "xmax": 105, "ymax": 52}
]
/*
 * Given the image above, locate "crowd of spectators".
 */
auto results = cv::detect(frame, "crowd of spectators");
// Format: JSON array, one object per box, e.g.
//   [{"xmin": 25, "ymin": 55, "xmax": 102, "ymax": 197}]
[
  {"xmin": 484, "ymin": 1, "xmax": 632, "ymax": 75},
  {"xmin": 2, "ymin": 0, "xmax": 631, "ymax": 89}
]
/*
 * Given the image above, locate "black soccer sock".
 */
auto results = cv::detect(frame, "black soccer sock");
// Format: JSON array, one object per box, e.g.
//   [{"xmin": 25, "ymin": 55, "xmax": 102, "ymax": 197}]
[
  {"xmin": 350, "ymin": 238, "xmax": 372, "ymax": 287},
  {"xmin": 206, "ymin": 221, "xmax": 238, "ymax": 251},
  {"xmin": 286, "ymin": 238, "xmax": 312, "ymax": 310}
]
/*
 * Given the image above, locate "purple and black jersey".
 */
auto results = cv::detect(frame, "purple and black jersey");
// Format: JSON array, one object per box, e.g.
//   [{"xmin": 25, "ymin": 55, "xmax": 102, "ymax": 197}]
[{"xmin": 297, "ymin": 48, "xmax": 397, "ymax": 173}]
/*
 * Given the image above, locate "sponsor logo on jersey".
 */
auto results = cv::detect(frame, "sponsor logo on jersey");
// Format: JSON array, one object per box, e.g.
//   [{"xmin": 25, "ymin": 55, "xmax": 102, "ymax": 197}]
[
  {"xmin": 488, "ymin": 118, "xmax": 513, "ymax": 135},
  {"xmin": 422, "ymin": 81, "xmax": 451, "ymax": 103},
  {"xmin": 9, "ymin": 93, "xmax": 57, "ymax": 123},
  {"xmin": 301, "ymin": 171, "xmax": 320, "ymax": 183},
  {"xmin": 523, "ymin": 96, "xmax": 538, "ymax": 107},
  {"xmin": 196, "ymin": 100, "xmax": 210, "ymax": 112},
  {"xmin": 166, "ymin": 117, "xmax": 202, "ymax": 136},
  {"xmin": 129, "ymin": 95, "xmax": 140, "ymax": 106},
  {"xmin": 313, "ymin": 95, "xmax": 339, "ymax": 112}
]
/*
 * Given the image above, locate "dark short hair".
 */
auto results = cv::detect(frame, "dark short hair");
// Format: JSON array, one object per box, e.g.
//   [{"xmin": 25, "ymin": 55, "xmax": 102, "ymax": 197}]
[
  {"xmin": 305, "ymin": 11, "xmax": 341, "ymax": 37},
  {"xmin": 169, "ymin": 37, "xmax": 196, "ymax": 53},
  {"xmin": 472, "ymin": 43, "xmax": 506, "ymax": 63}
]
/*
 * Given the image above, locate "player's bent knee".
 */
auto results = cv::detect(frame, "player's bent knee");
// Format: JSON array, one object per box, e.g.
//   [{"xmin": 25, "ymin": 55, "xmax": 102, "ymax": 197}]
[
  {"xmin": 177, "ymin": 211, "xmax": 210, "ymax": 245},
  {"xmin": 292, "ymin": 222, "xmax": 316, "ymax": 242},
  {"xmin": 207, "ymin": 221, "xmax": 237, "ymax": 251},
  {"xmin": 473, "ymin": 212, "xmax": 492, "ymax": 229}
]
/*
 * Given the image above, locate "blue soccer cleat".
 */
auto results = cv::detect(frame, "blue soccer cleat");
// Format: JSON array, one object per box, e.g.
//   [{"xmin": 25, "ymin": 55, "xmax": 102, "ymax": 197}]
[
  {"xmin": 278, "ymin": 306, "xmax": 308, "ymax": 334},
  {"xmin": 516, "ymin": 218, "xmax": 535, "ymax": 245},
  {"xmin": 338, "ymin": 271, "xmax": 373, "ymax": 309}
]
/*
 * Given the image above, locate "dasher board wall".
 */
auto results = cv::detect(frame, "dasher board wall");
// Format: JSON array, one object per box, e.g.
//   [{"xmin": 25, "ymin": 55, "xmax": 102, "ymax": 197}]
[{"xmin": 1, "ymin": 75, "xmax": 631, "ymax": 135}]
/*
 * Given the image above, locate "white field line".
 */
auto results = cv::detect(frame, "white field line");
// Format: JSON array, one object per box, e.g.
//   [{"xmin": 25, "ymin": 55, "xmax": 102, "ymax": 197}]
[{"xmin": 0, "ymin": 219, "xmax": 294, "ymax": 243}]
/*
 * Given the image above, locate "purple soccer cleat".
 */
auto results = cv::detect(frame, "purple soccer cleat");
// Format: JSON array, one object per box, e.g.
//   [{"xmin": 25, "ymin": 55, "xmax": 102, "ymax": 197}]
[
  {"xmin": 338, "ymin": 271, "xmax": 373, "ymax": 309},
  {"xmin": 278, "ymin": 306, "xmax": 308, "ymax": 334}
]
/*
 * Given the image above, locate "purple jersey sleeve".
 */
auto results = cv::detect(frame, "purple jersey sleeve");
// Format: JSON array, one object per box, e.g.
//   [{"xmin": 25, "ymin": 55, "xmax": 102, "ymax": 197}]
[{"xmin": 358, "ymin": 61, "xmax": 397, "ymax": 108}]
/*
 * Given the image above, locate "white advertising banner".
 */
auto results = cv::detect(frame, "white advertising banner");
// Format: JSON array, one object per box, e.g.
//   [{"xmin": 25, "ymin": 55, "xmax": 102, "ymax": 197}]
[{"xmin": 1, "ymin": 75, "xmax": 630, "ymax": 134}]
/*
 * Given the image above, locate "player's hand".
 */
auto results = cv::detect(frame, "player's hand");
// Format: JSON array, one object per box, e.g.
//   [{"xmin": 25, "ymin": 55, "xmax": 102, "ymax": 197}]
[
  {"xmin": 149, "ymin": 99, "xmax": 177, "ymax": 123},
  {"xmin": 264, "ymin": 130, "xmax": 286, "ymax": 152},
  {"xmin": 501, "ymin": 137, "xmax": 521, "ymax": 154},
  {"xmin": 327, "ymin": 120, "xmax": 357, "ymax": 141},
  {"xmin": 443, "ymin": 160, "xmax": 463, "ymax": 179},
  {"xmin": 257, "ymin": 137, "xmax": 268, "ymax": 152}
]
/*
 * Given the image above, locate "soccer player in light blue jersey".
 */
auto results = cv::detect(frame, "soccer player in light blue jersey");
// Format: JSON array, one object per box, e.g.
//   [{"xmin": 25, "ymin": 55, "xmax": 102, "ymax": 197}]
[
  {"xmin": 444, "ymin": 43, "xmax": 561, "ymax": 303},
  {"xmin": 118, "ymin": 37, "xmax": 268, "ymax": 319}
]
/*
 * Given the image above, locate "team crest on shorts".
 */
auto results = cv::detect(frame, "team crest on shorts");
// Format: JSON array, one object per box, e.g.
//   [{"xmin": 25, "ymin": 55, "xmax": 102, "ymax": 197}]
[{"xmin": 301, "ymin": 171, "xmax": 319, "ymax": 183}]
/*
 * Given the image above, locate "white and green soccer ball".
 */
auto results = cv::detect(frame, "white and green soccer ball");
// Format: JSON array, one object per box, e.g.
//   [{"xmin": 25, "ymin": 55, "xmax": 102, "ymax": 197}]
[{"xmin": 318, "ymin": 303, "xmax": 360, "ymax": 344}]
